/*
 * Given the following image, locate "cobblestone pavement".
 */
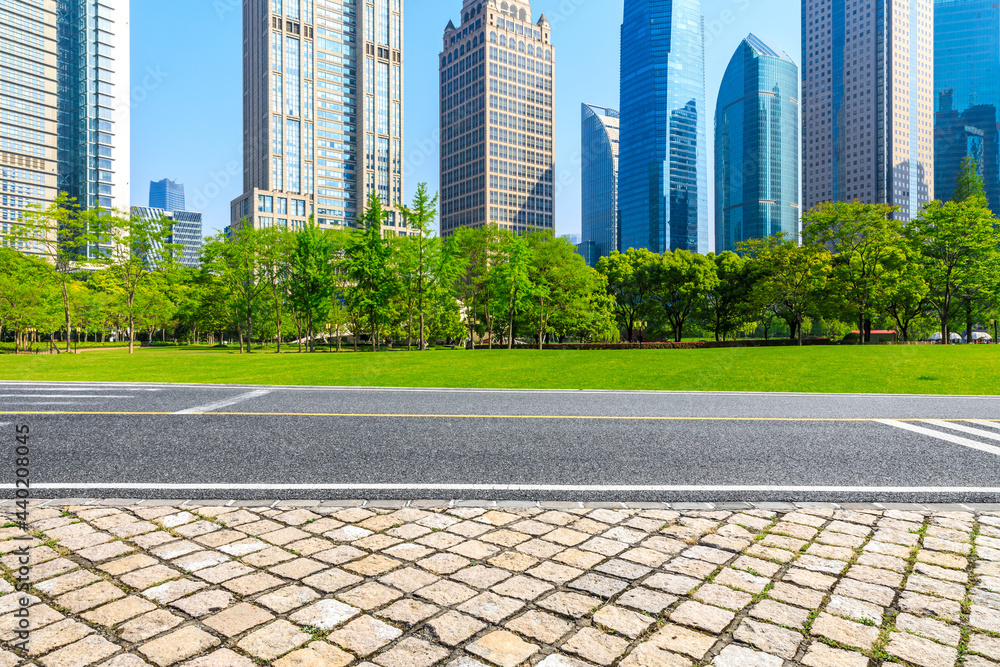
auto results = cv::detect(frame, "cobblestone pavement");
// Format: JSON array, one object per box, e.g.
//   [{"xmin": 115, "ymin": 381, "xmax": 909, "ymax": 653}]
[{"xmin": 0, "ymin": 501, "xmax": 998, "ymax": 666}]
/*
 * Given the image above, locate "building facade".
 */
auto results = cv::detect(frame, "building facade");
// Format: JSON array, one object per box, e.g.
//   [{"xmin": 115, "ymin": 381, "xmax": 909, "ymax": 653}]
[
  {"xmin": 934, "ymin": 0, "xmax": 1000, "ymax": 211},
  {"xmin": 231, "ymin": 0, "xmax": 407, "ymax": 234},
  {"xmin": 619, "ymin": 0, "xmax": 708, "ymax": 255},
  {"xmin": 58, "ymin": 0, "xmax": 130, "ymax": 215},
  {"xmin": 580, "ymin": 104, "xmax": 619, "ymax": 266},
  {"xmin": 0, "ymin": 0, "xmax": 59, "ymax": 254},
  {"xmin": 802, "ymin": 0, "xmax": 934, "ymax": 221},
  {"xmin": 439, "ymin": 0, "xmax": 555, "ymax": 237},
  {"xmin": 149, "ymin": 179, "xmax": 186, "ymax": 212},
  {"xmin": 715, "ymin": 35, "xmax": 800, "ymax": 253},
  {"xmin": 132, "ymin": 206, "xmax": 204, "ymax": 269}
]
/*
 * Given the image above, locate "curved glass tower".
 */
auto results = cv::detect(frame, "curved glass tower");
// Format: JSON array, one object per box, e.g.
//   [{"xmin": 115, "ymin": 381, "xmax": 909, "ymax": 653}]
[
  {"xmin": 715, "ymin": 34, "xmax": 799, "ymax": 254},
  {"xmin": 935, "ymin": 0, "xmax": 1000, "ymax": 212},
  {"xmin": 619, "ymin": 0, "xmax": 708, "ymax": 255},
  {"xmin": 581, "ymin": 104, "xmax": 619, "ymax": 266}
]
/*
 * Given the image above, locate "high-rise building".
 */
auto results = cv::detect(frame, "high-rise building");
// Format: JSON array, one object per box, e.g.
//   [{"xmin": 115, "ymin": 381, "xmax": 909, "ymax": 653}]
[
  {"xmin": 230, "ymin": 0, "xmax": 407, "ymax": 235},
  {"xmin": 149, "ymin": 179, "xmax": 186, "ymax": 212},
  {"xmin": 131, "ymin": 207, "xmax": 204, "ymax": 269},
  {"xmin": 0, "ymin": 0, "xmax": 59, "ymax": 255},
  {"xmin": 439, "ymin": 0, "xmax": 555, "ymax": 237},
  {"xmin": 715, "ymin": 35, "xmax": 800, "ymax": 254},
  {"xmin": 934, "ymin": 0, "xmax": 1000, "ymax": 211},
  {"xmin": 58, "ymin": 0, "xmax": 131, "ymax": 215},
  {"xmin": 619, "ymin": 0, "xmax": 708, "ymax": 255},
  {"xmin": 580, "ymin": 104, "xmax": 619, "ymax": 266},
  {"xmin": 802, "ymin": 0, "xmax": 934, "ymax": 221}
]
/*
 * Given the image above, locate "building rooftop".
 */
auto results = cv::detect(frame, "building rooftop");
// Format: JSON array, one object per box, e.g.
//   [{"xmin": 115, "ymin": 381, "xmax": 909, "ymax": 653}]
[{"xmin": 745, "ymin": 33, "xmax": 796, "ymax": 65}]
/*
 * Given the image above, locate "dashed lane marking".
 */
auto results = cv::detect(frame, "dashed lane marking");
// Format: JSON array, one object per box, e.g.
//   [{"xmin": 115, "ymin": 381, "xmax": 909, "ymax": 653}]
[
  {"xmin": 877, "ymin": 419, "xmax": 1000, "ymax": 457},
  {"xmin": 172, "ymin": 390, "xmax": 272, "ymax": 415}
]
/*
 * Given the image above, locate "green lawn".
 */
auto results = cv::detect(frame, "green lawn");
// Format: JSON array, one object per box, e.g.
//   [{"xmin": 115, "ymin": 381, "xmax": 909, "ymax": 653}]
[{"xmin": 0, "ymin": 345, "xmax": 997, "ymax": 394}]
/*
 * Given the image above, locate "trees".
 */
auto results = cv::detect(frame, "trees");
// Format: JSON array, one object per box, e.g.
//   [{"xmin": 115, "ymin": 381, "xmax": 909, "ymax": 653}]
[
  {"xmin": 702, "ymin": 251, "xmax": 757, "ymax": 342},
  {"xmin": 905, "ymin": 195, "xmax": 998, "ymax": 343},
  {"xmin": 596, "ymin": 248, "xmax": 659, "ymax": 342},
  {"xmin": 803, "ymin": 202, "xmax": 904, "ymax": 343},
  {"xmin": 399, "ymin": 184, "xmax": 440, "ymax": 350},
  {"xmin": 95, "ymin": 208, "xmax": 180, "ymax": 354},
  {"xmin": 287, "ymin": 220, "xmax": 340, "ymax": 352},
  {"xmin": 202, "ymin": 224, "xmax": 267, "ymax": 353},
  {"xmin": 642, "ymin": 250, "xmax": 719, "ymax": 342},
  {"xmin": 491, "ymin": 231, "xmax": 534, "ymax": 349},
  {"xmin": 954, "ymin": 155, "xmax": 987, "ymax": 204},
  {"xmin": 741, "ymin": 235, "xmax": 830, "ymax": 346},
  {"xmin": 345, "ymin": 195, "xmax": 395, "ymax": 351}
]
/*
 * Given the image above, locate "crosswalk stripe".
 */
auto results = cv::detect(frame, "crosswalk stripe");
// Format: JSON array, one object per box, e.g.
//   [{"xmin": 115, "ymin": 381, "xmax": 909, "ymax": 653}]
[
  {"xmin": 876, "ymin": 420, "xmax": 1000, "ymax": 457},
  {"xmin": 925, "ymin": 420, "xmax": 1000, "ymax": 443},
  {"xmin": 968, "ymin": 420, "xmax": 1000, "ymax": 432}
]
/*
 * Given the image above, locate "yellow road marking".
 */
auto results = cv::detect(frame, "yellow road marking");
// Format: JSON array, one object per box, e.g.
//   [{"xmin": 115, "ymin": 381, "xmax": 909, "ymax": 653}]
[{"xmin": 0, "ymin": 411, "xmax": 996, "ymax": 422}]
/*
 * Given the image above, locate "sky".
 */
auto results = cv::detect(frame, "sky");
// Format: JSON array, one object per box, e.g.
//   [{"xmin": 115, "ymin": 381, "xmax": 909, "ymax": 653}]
[{"xmin": 129, "ymin": 0, "xmax": 801, "ymax": 242}]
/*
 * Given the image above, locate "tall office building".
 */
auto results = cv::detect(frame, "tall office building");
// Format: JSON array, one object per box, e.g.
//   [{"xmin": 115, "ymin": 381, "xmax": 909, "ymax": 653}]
[
  {"xmin": 934, "ymin": 0, "xmax": 1000, "ymax": 211},
  {"xmin": 0, "ymin": 0, "xmax": 59, "ymax": 254},
  {"xmin": 580, "ymin": 104, "xmax": 619, "ymax": 266},
  {"xmin": 231, "ymin": 0, "xmax": 407, "ymax": 235},
  {"xmin": 619, "ymin": 0, "xmax": 708, "ymax": 255},
  {"xmin": 58, "ymin": 0, "xmax": 130, "ymax": 215},
  {"xmin": 132, "ymin": 207, "xmax": 204, "ymax": 269},
  {"xmin": 439, "ymin": 0, "xmax": 555, "ymax": 237},
  {"xmin": 802, "ymin": 0, "xmax": 934, "ymax": 221},
  {"xmin": 715, "ymin": 35, "xmax": 800, "ymax": 253},
  {"xmin": 149, "ymin": 179, "xmax": 186, "ymax": 212}
]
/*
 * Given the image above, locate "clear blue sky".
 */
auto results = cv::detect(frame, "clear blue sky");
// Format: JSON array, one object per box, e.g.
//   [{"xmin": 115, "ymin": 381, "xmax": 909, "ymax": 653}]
[{"xmin": 130, "ymin": 0, "xmax": 800, "ymax": 241}]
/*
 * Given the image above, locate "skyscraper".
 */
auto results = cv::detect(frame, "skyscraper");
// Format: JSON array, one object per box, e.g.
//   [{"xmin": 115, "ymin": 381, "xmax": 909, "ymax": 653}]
[
  {"xmin": 0, "ymin": 0, "xmax": 58, "ymax": 255},
  {"xmin": 802, "ymin": 0, "xmax": 934, "ymax": 221},
  {"xmin": 149, "ymin": 179, "xmax": 186, "ymax": 212},
  {"xmin": 230, "ymin": 0, "xmax": 407, "ymax": 235},
  {"xmin": 580, "ymin": 104, "xmax": 620, "ymax": 266},
  {"xmin": 131, "ymin": 207, "xmax": 204, "ymax": 269},
  {"xmin": 618, "ymin": 0, "xmax": 708, "ymax": 255},
  {"xmin": 439, "ymin": 0, "xmax": 555, "ymax": 237},
  {"xmin": 715, "ymin": 35, "xmax": 800, "ymax": 253},
  {"xmin": 934, "ymin": 0, "xmax": 1000, "ymax": 212},
  {"xmin": 58, "ymin": 0, "xmax": 131, "ymax": 215}
]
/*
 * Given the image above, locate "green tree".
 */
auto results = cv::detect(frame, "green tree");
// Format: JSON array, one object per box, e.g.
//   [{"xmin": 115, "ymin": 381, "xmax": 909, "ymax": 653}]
[
  {"xmin": 954, "ymin": 155, "xmax": 987, "ymax": 204},
  {"xmin": 491, "ymin": 230, "xmax": 535, "ymax": 349},
  {"xmin": 905, "ymin": 195, "xmax": 999, "ymax": 343},
  {"xmin": 596, "ymin": 248, "xmax": 659, "ymax": 342},
  {"xmin": 399, "ymin": 184, "xmax": 440, "ymax": 350},
  {"xmin": 524, "ymin": 234, "xmax": 596, "ymax": 348},
  {"xmin": 259, "ymin": 226, "xmax": 293, "ymax": 353},
  {"xmin": 740, "ymin": 235, "xmax": 831, "ymax": 346},
  {"xmin": 701, "ymin": 251, "xmax": 757, "ymax": 341},
  {"xmin": 641, "ymin": 249, "xmax": 719, "ymax": 342},
  {"xmin": 802, "ymin": 202, "xmax": 904, "ymax": 343},
  {"xmin": 288, "ymin": 219, "xmax": 341, "ymax": 352},
  {"xmin": 202, "ymin": 223, "xmax": 266, "ymax": 353},
  {"xmin": 345, "ymin": 195, "xmax": 395, "ymax": 351}
]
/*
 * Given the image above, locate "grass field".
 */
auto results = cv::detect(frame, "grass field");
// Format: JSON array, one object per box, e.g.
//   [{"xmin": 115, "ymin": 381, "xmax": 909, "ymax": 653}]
[{"xmin": 0, "ymin": 345, "xmax": 997, "ymax": 394}]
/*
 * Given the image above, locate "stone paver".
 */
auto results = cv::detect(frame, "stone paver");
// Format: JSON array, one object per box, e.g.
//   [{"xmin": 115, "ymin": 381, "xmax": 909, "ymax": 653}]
[{"xmin": 3, "ymin": 502, "xmax": 994, "ymax": 667}]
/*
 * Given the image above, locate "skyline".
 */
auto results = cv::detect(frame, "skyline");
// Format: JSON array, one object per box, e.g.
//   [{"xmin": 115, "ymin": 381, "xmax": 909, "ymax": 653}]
[{"xmin": 130, "ymin": 1, "xmax": 801, "ymax": 244}]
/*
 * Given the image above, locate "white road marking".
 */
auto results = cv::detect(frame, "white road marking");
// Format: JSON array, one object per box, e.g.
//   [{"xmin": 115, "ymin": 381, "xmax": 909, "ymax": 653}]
[
  {"xmin": 11, "ymin": 402, "xmax": 88, "ymax": 406},
  {"xmin": 925, "ymin": 420, "xmax": 1000, "ymax": 443},
  {"xmin": 969, "ymin": 420, "xmax": 1000, "ymax": 431},
  {"xmin": 0, "ymin": 395, "xmax": 134, "ymax": 399},
  {"xmin": 173, "ymin": 390, "xmax": 271, "ymax": 415},
  {"xmin": 0, "ymin": 483, "xmax": 996, "ymax": 493},
  {"xmin": 877, "ymin": 419, "xmax": 1000, "ymax": 457}
]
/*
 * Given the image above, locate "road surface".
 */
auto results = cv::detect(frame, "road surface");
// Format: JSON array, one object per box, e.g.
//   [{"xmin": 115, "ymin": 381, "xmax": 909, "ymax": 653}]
[{"xmin": 0, "ymin": 381, "xmax": 998, "ymax": 502}]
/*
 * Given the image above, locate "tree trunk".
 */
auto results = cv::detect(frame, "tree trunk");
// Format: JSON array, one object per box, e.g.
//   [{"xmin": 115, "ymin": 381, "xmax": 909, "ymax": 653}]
[
  {"xmin": 238, "ymin": 326, "xmax": 244, "ymax": 354},
  {"xmin": 966, "ymin": 301, "xmax": 974, "ymax": 344},
  {"xmin": 308, "ymin": 312, "xmax": 314, "ymax": 353},
  {"xmin": 798, "ymin": 317, "xmax": 804, "ymax": 347},
  {"xmin": 60, "ymin": 279, "xmax": 71, "ymax": 354},
  {"xmin": 507, "ymin": 291, "xmax": 516, "ymax": 350},
  {"xmin": 276, "ymin": 312, "xmax": 282, "ymax": 354},
  {"xmin": 336, "ymin": 323, "xmax": 341, "ymax": 353},
  {"xmin": 538, "ymin": 298, "xmax": 545, "ymax": 351},
  {"xmin": 128, "ymin": 314, "xmax": 135, "ymax": 354},
  {"xmin": 407, "ymin": 300, "xmax": 413, "ymax": 352}
]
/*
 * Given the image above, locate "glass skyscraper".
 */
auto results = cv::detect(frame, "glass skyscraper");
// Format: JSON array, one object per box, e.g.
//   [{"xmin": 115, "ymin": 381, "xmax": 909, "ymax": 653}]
[
  {"xmin": 580, "ymin": 104, "xmax": 619, "ymax": 266},
  {"xmin": 58, "ymin": 0, "xmax": 131, "ymax": 214},
  {"xmin": 132, "ymin": 207, "xmax": 203, "ymax": 269},
  {"xmin": 618, "ymin": 0, "xmax": 708, "ymax": 255},
  {"xmin": 802, "ymin": 0, "xmax": 934, "ymax": 221},
  {"xmin": 935, "ymin": 0, "xmax": 1000, "ymax": 212},
  {"xmin": 149, "ymin": 179, "xmax": 186, "ymax": 213},
  {"xmin": 715, "ymin": 35, "xmax": 799, "ymax": 253},
  {"xmin": 231, "ymin": 0, "xmax": 407, "ymax": 234}
]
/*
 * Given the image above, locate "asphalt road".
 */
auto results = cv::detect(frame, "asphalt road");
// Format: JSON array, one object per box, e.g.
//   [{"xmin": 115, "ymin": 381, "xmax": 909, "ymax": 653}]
[{"xmin": 1, "ymin": 381, "xmax": 999, "ymax": 502}]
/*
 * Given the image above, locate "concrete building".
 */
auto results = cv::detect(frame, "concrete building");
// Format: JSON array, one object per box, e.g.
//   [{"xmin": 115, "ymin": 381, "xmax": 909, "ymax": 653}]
[
  {"xmin": 715, "ymin": 35, "xmax": 800, "ymax": 253},
  {"xmin": 802, "ymin": 0, "xmax": 934, "ymax": 221},
  {"xmin": 580, "ymin": 104, "xmax": 619, "ymax": 266},
  {"xmin": 619, "ymin": 0, "xmax": 708, "ymax": 255},
  {"xmin": 149, "ymin": 179, "xmax": 186, "ymax": 213},
  {"xmin": 934, "ymin": 0, "xmax": 1000, "ymax": 211},
  {"xmin": 439, "ymin": 0, "xmax": 555, "ymax": 237},
  {"xmin": 231, "ymin": 0, "xmax": 408, "ymax": 235},
  {"xmin": 0, "ymin": 0, "xmax": 59, "ymax": 255}
]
